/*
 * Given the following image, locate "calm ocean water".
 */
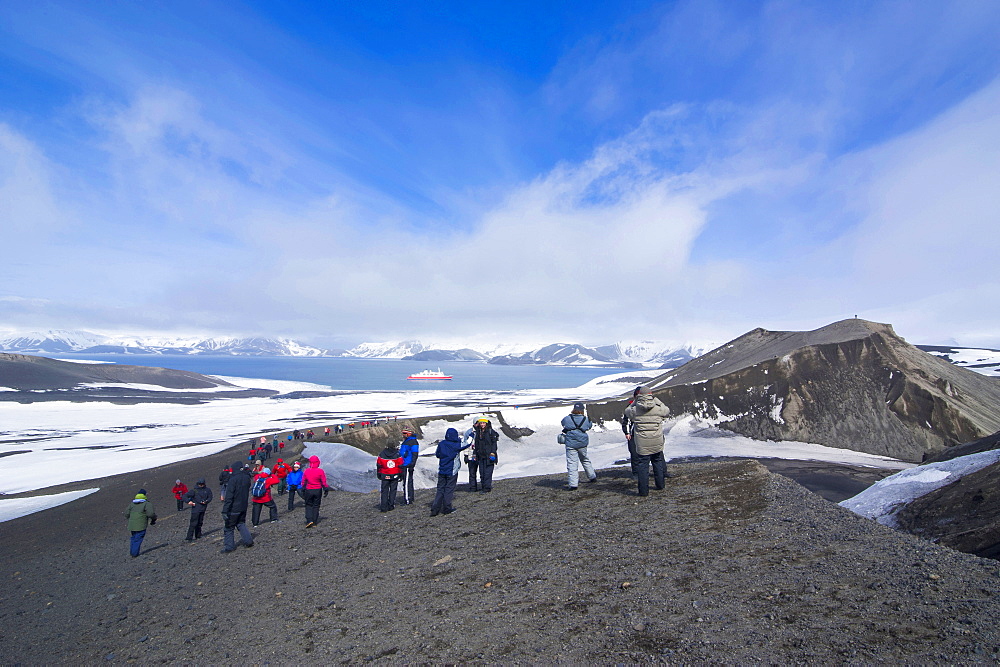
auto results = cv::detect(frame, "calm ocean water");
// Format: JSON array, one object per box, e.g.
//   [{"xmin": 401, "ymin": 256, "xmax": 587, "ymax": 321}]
[{"xmin": 58, "ymin": 355, "xmax": 627, "ymax": 391}]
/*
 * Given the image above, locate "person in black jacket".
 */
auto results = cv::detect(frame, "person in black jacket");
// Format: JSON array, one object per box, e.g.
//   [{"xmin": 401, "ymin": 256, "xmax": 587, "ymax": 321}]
[
  {"xmin": 218, "ymin": 466, "xmax": 232, "ymax": 502},
  {"xmin": 468, "ymin": 417, "xmax": 500, "ymax": 492},
  {"xmin": 184, "ymin": 478, "xmax": 213, "ymax": 541},
  {"xmin": 220, "ymin": 461, "xmax": 254, "ymax": 553}
]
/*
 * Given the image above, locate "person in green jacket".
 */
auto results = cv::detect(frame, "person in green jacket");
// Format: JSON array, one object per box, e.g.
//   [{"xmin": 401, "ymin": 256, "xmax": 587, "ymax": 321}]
[{"xmin": 125, "ymin": 489, "xmax": 157, "ymax": 558}]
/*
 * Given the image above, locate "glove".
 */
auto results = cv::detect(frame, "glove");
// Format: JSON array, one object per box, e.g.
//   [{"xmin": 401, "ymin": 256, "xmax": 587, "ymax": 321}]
[
  {"xmin": 323, "ymin": 488, "xmax": 329, "ymax": 498},
  {"xmin": 149, "ymin": 516, "xmax": 157, "ymax": 525}
]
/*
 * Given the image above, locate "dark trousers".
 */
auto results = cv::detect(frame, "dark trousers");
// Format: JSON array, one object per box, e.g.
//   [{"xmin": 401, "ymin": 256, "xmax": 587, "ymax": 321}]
[
  {"xmin": 287, "ymin": 485, "xmax": 300, "ymax": 511},
  {"xmin": 303, "ymin": 488, "xmax": 323, "ymax": 524},
  {"xmin": 380, "ymin": 477, "xmax": 399, "ymax": 511},
  {"xmin": 627, "ymin": 436, "xmax": 638, "ymax": 476},
  {"xmin": 476, "ymin": 460, "xmax": 495, "ymax": 491},
  {"xmin": 176, "ymin": 498, "xmax": 184, "ymax": 511},
  {"xmin": 129, "ymin": 529, "xmax": 146, "ymax": 557},
  {"xmin": 223, "ymin": 510, "xmax": 253, "ymax": 550},
  {"xmin": 186, "ymin": 510, "xmax": 206, "ymax": 539},
  {"xmin": 400, "ymin": 465, "xmax": 415, "ymax": 504},
  {"xmin": 635, "ymin": 450, "xmax": 666, "ymax": 496},
  {"xmin": 251, "ymin": 500, "xmax": 278, "ymax": 525},
  {"xmin": 467, "ymin": 458, "xmax": 479, "ymax": 490},
  {"xmin": 430, "ymin": 474, "xmax": 457, "ymax": 515}
]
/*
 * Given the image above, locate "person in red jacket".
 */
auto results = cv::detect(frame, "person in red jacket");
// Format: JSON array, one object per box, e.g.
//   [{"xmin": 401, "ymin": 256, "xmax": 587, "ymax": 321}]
[
  {"xmin": 250, "ymin": 468, "xmax": 280, "ymax": 526},
  {"xmin": 376, "ymin": 443, "xmax": 404, "ymax": 513},
  {"xmin": 300, "ymin": 455, "xmax": 331, "ymax": 528},
  {"xmin": 272, "ymin": 459, "xmax": 291, "ymax": 495},
  {"xmin": 172, "ymin": 479, "xmax": 189, "ymax": 511}
]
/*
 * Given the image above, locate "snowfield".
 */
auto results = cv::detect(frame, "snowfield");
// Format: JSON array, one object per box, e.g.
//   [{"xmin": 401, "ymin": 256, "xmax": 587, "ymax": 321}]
[
  {"xmin": 839, "ymin": 449, "xmax": 1000, "ymax": 526},
  {"xmin": 1, "ymin": 368, "xmax": 909, "ymax": 521}
]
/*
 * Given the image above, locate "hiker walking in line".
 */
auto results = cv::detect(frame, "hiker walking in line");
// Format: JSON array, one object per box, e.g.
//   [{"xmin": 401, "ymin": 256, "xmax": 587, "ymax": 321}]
[
  {"xmin": 272, "ymin": 458, "xmax": 291, "ymax": 495},
  {"xmin": 218, "ymin": 465, "xmax": 232, "ymax": 499},
  {"xmin": 398, "ymin": 427, "xmax": 420, "ymax": 506},
  {"xmin": 623, "ymin": 386, "xmax": 670, "ymax": 496},
  {"xmin": 465, "ymin": 417, "xmax": 499, "ymax": 493},
  {"xmin": 172, "ymin": 479, "xmax": 189, "ymax": 511},
  {"xmin": 376, "ymin": 442, "xmax": 404, "ymax": 512},
  {"xmin": 251, "ymin": 467, "xmax": 280, "ymax": 526},
  {"xmin": 285, "ymin": 460, "xmax": 304, "ymax": 511},
  {"xmin": 125, "ymin": 489, "xmax": 157, "ymax": 558},
  {"xmin": 221, "ymin": 461, "xmax": 254, "ymax": 553},
  {"xmin": 301, "ymin": 455, "xmax": 331, "ymax": 527},
  {"xmin": 430, "ymin": 428, "xmax": 471, "ymax": 516},
  {"xmin": 561, "ymin": 402, "xmax": 597, "ymax": 490},
  {"xmin": 184, "ymin": 478, "xmax": 213, "ymax": 541}
]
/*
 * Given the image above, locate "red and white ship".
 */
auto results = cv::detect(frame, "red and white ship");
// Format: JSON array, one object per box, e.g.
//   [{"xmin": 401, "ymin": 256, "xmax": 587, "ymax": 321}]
[{"xmin": 406, "ymin": 369, "xmax": 453, "ymax": 380}]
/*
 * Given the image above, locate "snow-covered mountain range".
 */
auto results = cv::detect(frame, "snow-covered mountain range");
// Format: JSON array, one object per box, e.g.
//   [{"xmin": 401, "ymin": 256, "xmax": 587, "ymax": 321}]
[
  {"xmin": 347, "ymin": 339, "xmax": 711, "ymax": 368},
  {"xmin": 0, "ymin": 330, "xmax": 334, "ymax": 357},
  {"xmin": 3, "ymin": 330, "xmax": 997, "ymax": 373}
]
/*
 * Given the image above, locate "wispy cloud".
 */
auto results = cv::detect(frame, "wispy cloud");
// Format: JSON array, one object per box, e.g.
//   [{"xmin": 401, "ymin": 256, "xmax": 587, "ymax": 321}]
[{"xmin": 1, "ymin": 1, "xmax": 999, "ymax": 348}]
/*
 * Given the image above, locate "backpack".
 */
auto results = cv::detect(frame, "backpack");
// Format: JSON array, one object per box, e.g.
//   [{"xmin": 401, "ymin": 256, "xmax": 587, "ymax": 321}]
[{"xmin": 251, "ymin": 476, "xmax": 269, "ymax": 498}]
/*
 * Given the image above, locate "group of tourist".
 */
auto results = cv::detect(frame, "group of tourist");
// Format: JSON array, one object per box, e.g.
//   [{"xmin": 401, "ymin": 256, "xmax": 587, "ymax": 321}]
[{"xmin": 126, "ymin": 387, "xmax": 672, "ymax": 557}]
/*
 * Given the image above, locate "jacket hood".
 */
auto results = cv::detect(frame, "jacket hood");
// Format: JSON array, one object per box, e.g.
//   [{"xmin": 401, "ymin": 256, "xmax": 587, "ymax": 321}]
[
  {"xmin": 379, "ymin": 446, "xmax": 400, "ymax": 458},
  {"xmin": 634, "ymin": 393, "xmax": 658, "ymax": 412},
  {"xmin": 232, "ymin": 460, "xmax": 245, "ymax": 472},
  {"xmin": 445, "ymin": 427, "xmax": 461, "ymax": 442},
  {"xmin": 308, "ymin": 456, "xmax": 321, "ymax": 468}
]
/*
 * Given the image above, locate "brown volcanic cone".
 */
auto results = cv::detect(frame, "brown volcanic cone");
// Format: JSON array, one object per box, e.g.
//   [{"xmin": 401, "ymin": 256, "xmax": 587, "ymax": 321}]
[{"xmin": 589, "ymin": 319, "xmax": 1000, "ymax": 462}]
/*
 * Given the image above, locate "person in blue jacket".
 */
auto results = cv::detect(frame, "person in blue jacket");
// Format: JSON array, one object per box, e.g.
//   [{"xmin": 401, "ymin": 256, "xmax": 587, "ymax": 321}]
[
  {"xmin": 430, "ymin": 428, "xmax": 471, "ymax": 516},
  {"xmin": 285, "ymin": 460, "xmax": 304, "ymax": 511},
  {"xmin": 561, "ymin": 402, "xmax": 596, "ymax": 490},
  {"xmin": 398, "ymin": 428, "xmax": 420, "ymax": 506}
]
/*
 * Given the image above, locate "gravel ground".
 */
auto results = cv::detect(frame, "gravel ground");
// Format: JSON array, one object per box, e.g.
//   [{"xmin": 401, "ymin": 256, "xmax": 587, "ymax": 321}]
[{"xmin": 2, "ymin": 458, "xmax": 999, "ymax": 664}]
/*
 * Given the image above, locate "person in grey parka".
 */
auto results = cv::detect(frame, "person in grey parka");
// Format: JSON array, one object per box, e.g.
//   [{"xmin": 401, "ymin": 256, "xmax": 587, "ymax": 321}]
[
  {"xmin": 623, "ymin": 386, "xmax": 670, "ymax": 496},
  {"xmin": 561, "ymin": 402, "xmax": 596, "ymax": 490}
]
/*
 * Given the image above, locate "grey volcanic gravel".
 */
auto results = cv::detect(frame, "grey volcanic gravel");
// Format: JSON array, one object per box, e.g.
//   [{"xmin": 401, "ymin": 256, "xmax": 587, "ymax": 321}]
[{"xmin": 2, "ymin": 460, "xmax": 1000, "ymax": 664}]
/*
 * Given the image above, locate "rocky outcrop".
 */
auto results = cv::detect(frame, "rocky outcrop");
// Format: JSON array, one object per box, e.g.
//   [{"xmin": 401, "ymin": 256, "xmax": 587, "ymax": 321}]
[{"xmin": 588, "ymin": 320, "xmax": 1000, "ymax": 462}]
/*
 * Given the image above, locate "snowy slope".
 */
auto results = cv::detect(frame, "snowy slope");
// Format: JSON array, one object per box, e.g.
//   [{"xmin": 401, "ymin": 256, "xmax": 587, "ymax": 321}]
[{"xmin": 839, "ymin": 449, "xmax": 1000, "ymax": 527}]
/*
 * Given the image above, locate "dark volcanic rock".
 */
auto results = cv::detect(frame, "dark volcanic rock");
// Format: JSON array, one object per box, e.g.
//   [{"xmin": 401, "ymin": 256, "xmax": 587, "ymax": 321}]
[
  {"xmin": 589, "ymin": 319, "xmax": 1000, "ymax": 462},
  {"xmin": 0, "ymin": 352, "xmax": 236, "ymax": 391},
  {"xmin": 2, "ymin": 458, "xmax": 1000, "ymax": 664}
]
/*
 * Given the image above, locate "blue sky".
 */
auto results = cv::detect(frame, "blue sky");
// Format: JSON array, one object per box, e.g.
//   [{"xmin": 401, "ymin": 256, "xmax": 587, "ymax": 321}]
[{"xmin": 1, "ymin": 0, "xmax": 999, "ymax": 349}]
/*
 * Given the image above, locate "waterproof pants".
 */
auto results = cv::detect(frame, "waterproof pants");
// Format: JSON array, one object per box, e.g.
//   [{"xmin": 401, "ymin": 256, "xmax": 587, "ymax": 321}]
[
  {"xmin": 627, "ymin": 436, "xmax": 638, "ymax": 476},
  {"xmin": 467, "ymin": 457, "xmax": 479, "ymax": 490},
  {"xmin": 287, "ymin": 485, "xmax": 300, "ymax": 511},
  {"xmin": 303, "ymin": 488, "xmax": 323, "ymax": 525},
  {"xmin": 223, "ymin": 510, "xmax": 253, "ymax": 550},
  {"xmin": 430, "ymin": 473, "xmax": 457, "ymax": 515},
  {"xmin": 476, "ymin": 460, "xmax": 494, "ymax": 491},
  {"xmin": 566, "ymin": 445, "xmax": 597, "ymax": 488},
  {"xmin": 400, "ymin": 465, "xmax": 416, "ymax": 504},
  {"xmin": 635, "ymin": 450, "xmax": 666, "ymax": 496},
  {"xmin": 251, "ymin": 499, "xmax": 278, "ymax": 525},
  {"xmin": 380, "ymin": 477, "xmax": 399, "ymax": 511},
  {"xmin": 129, "ymin": 529, "xmax": 146, "ymax": 557},
  {"xmin": 186, "ymin": 509, "xmax": 206, "ymax": 540}
]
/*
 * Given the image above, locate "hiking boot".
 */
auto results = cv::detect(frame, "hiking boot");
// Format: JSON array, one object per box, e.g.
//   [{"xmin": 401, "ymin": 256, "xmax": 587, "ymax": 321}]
[
  {"xmin": 468, "ymin": 486, "xmax": 478, "ymax": 492},
  {"xmin": 564, "ymin": 486, "xmax": 578, "ymax": 491},
  {"xmin": 442, "ymin": 508, "xmax": 456, "ymax": 515}
]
